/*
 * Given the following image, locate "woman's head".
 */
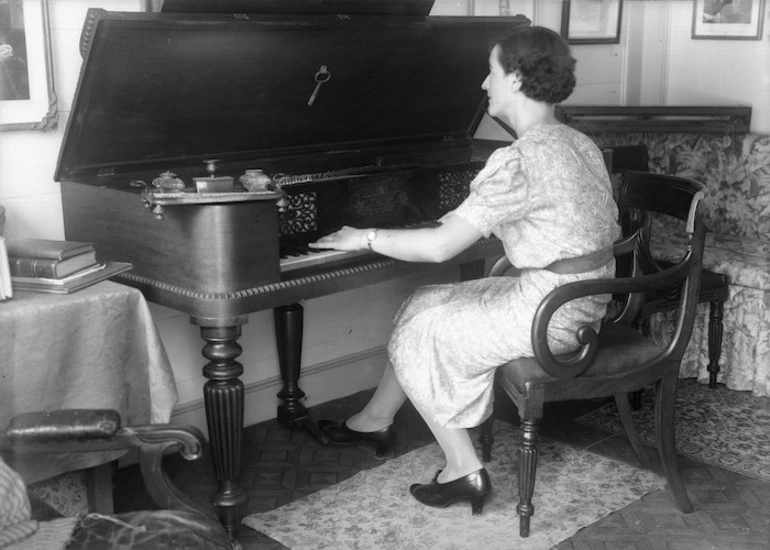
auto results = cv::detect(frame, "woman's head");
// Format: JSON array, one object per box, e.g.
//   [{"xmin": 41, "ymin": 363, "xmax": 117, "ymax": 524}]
[{"xmin": 492, "ymin": 26, "xmax": 576, "ymax": 104}]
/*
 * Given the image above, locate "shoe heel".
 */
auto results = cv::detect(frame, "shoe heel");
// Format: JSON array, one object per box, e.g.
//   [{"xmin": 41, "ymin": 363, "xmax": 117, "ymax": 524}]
[
  {"xmin": 374, "ymin": 430, "xmax": 396, "ymax": 459},
  {"xmin": 470, "ymin": 496, "xmax": 485, "ymax": 515}
]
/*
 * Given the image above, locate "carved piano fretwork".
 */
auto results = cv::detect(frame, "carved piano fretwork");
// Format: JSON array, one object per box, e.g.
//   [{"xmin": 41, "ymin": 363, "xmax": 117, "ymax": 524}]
[{"xmin": 56, "ymin": 3, "xmax": 528, "ymax": 540}]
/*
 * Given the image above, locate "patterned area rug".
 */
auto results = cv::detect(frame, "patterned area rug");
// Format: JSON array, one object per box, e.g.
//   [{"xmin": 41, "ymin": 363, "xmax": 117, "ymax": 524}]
[
  {"xmin": 243, "ymin": 422, "xmax": 664, "ymax": 550},
  {"xmin": 576, "ymin": 379, "xmax": 770, "ymax": 481}
]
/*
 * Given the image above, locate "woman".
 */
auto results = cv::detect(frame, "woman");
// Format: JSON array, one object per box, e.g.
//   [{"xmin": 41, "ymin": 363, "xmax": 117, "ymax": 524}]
[{"xmin": 309, "ymin": 25, "xmax": 619, "ymax": 515}]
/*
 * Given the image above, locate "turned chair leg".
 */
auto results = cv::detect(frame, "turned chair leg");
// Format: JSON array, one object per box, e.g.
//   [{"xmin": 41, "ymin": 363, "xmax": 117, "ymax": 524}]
[
  {"xmin": 479, "ymin": 416, "xmax": 495, "ymax": 462},
  {"xmin": 707, "ymin": 299, "xmax": 724, "ymax": 389},
  {"xmin": 517, "ymin": 418, "xmax": 540, "ymax": 538},
  {"xmin": 654, "ymin": 368, "xmax": 693, "ymax": 513}
]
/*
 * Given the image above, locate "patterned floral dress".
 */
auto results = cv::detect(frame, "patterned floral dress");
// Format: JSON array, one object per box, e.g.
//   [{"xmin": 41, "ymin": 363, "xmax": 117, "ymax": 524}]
[{"xmin": 389, "ymin": 124, "xmax": 620, "ymax": 429}]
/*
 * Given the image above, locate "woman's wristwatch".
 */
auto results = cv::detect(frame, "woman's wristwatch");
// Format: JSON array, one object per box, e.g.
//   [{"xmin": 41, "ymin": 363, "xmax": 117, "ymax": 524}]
[{"xmin": 364, "ymin": 229, "xmax": 378, "ymax": 251}]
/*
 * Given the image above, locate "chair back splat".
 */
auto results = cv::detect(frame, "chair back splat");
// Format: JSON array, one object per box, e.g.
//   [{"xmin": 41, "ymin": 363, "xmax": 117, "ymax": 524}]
[{"xmin": 481, "ymin": 172, "xmax": 705, "ymax": 537}]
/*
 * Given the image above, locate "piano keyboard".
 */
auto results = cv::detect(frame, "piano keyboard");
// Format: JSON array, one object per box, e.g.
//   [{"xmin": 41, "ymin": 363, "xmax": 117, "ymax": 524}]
[
  {"xmin": 279, "ymin": 220, "xmax": 442, "ymax": 274},
  {"xmin": 280, "ymin": 248, "xmax": 372, "ymax": 273}
]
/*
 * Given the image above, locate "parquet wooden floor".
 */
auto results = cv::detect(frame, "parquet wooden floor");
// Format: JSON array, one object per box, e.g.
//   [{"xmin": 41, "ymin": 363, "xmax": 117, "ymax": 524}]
[{"xmin": 113, "ymin": 387, "xmax": 770, "ymax": 549}]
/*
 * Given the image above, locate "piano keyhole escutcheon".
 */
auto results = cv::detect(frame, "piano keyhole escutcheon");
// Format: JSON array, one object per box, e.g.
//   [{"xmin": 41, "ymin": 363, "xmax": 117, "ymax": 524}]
[{"xmin": 307, "ymin": 65, "xmax": 331, "ymax": 107}]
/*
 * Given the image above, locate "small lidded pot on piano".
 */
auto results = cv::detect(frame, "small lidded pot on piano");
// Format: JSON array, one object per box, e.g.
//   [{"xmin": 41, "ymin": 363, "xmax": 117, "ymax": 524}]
[{"xmin": 240, "ymin": 169, "xmax": 272, "ymax": 192}]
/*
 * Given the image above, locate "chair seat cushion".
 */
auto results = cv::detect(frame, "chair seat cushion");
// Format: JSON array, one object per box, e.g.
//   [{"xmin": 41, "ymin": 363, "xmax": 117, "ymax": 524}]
[{"xmin": 497, "ymin": 323, "xmax": 663, "ymax": 398}]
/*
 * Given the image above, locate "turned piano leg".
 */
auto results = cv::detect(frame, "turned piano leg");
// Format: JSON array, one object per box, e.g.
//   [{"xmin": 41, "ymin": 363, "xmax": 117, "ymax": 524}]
[
  {"xmin": 273, "ymin": 303, "xmax": 331, "ymax": 444},
  {"xmin": 195, "ymin": 319, "xmax": 248, "ymax": 541}
]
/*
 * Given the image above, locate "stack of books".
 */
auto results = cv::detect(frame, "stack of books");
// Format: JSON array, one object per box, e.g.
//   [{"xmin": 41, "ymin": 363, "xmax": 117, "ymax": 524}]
[{"xmin": 7, "ymin": 238, "xmax": 132, "ymax": 294}]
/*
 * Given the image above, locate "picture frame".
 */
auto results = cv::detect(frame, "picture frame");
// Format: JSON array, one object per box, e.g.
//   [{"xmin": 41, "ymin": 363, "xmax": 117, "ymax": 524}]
[
  {"xmin": 0, "ymin": 0, "xmax": 57, "ymax": 131},
  {"xmin": 474, "ymin": 0, "xmax": 537, "ymax": 22},
  {"xmin": 692, "ymin": 0, "xmax": 765, "ymax": 40},
  {"xmin": 560, "ymin": 0, "xmax": 623, "ymax": 45}
]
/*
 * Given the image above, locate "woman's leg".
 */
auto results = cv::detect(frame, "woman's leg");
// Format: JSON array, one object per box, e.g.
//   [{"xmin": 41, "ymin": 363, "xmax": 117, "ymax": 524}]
[
  {"xmin": 414, "ymin": 404, "xmax": 483, "ymax": 482},
  {"xmin": 408, "ymin": 401, "xmax": 491, "ymax": 515},
  {"xmin": 345, "ymin": 361, "xmax": 407, "ymax": 432}
]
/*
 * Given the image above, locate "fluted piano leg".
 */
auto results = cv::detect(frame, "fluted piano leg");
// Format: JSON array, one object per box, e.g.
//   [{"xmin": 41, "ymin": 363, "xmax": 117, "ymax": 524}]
[
  {"xmin": 197, "ymin": 321, "xmax": 247, "ymax": 541},
  {"xmin": 273, "ymin": 303, "xmax": 330, "ymax": 444}
]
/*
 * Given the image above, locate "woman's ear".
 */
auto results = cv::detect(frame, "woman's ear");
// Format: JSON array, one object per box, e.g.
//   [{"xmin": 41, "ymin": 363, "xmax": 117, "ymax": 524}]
[{"xmin": 509, "ymin": 73, "xmax": 522, "ymax": 94}]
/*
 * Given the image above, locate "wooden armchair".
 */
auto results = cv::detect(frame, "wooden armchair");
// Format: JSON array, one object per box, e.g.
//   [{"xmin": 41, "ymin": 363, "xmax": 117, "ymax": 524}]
[
  {"xmin": 607, "ymin": 145, "xmax": 728, "ymax": 389},
  {"xmin": 621, "ymin": 170, "xmax": 729, "ymax": 389},
  {"xmin": 0, "ymin": 409, "xmax": 231, "ymax": 549},
  {"xmin": 480, "ymin": 173, "xmax": 706, "ymax": 537}
]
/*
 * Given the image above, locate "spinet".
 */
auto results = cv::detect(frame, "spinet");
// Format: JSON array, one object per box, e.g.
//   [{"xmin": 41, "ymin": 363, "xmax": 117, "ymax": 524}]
[{"xmin": 55, "ymin": 2, "xmax": 528, "ymax": 538}]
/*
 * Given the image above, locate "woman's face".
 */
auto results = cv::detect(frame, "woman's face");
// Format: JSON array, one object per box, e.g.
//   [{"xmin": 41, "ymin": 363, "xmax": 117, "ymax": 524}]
[{"xmin": 481, "ymin": 45, "xmax": 517, "ymax": 119}]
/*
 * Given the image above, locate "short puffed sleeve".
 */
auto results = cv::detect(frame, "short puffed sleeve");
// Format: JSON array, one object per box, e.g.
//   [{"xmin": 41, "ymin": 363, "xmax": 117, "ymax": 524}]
[{"xmin": 451, "ymin": 147, "xmax": 529, "ymax": 238}]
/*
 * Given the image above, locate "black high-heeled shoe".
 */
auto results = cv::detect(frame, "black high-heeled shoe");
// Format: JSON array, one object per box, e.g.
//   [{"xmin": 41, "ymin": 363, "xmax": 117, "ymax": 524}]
[
  {"xmin": 410, "ymin": 468, "xmax": 491, "ymax": 515},
  {"xmin": 317, "ymin": 419, "xmax": 396, "ymax": 458}
]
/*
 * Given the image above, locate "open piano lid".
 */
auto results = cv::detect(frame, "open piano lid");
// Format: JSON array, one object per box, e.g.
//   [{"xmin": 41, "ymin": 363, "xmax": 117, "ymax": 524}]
[{"xmin": 55, "ymin": 7, "xmax": 529, "ymax": 182}]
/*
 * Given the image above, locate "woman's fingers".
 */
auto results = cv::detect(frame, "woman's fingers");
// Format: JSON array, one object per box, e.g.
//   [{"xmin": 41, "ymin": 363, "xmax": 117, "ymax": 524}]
[{"xmin": 308, "ymin": 226, "xmax": 360, "ymax": 250}]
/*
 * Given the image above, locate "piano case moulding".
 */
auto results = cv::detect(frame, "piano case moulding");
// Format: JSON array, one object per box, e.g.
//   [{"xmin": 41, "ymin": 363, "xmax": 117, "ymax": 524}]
[{"xmin": 56, "ymin": 8, "xmax": 528, "ymax": 318}]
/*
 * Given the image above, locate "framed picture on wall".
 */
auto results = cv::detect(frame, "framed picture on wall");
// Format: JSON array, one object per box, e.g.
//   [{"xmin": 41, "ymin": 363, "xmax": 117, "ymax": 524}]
[
  {"xmin": 560, "ymin": 0, "xmax": 623, "ymax": 44},
  {"xmin": 0, "ymin": 0, "xmax": 57, "ymax": 131},
  {"xmin": 692, "ymin": 0, "xmax": 766, "ymax": 39},
  {"xmin": 474, "ymin": 0, "xmax": 536, "ymax": 22}
]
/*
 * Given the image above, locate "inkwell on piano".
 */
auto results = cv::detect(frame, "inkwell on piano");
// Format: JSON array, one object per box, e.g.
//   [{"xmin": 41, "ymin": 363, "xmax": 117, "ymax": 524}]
[{"xmin": 55, "ymin": 0, "xmax": 529, "ymax": 538}]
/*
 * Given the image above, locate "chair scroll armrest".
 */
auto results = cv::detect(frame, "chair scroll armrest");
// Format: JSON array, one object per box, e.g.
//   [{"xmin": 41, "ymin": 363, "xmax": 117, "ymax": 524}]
[{"xmin": 531, "ymin": 256, "xmax": 695, "ymax": 379}]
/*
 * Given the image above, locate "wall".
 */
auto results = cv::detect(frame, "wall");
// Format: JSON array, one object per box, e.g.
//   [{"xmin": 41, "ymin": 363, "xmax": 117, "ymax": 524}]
[
  {"xmin": 664, "ymin": 1, "xmax": 770, "ymax": 132},
  {"xmin": 1, "ymin": 0, "xmax": 768, "ymax": 437}
]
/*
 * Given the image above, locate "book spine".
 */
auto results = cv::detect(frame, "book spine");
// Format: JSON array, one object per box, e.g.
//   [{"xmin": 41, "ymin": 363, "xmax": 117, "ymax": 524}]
[{"xmin": 9, "ymin": 257, "xmax": 58, "ymax": 278}]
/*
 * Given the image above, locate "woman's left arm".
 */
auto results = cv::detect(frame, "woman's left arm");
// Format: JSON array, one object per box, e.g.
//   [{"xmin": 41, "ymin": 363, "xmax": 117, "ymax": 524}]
[{"xmin": 308, "ymin": 214, "xmax": 483, "ymax": 263}]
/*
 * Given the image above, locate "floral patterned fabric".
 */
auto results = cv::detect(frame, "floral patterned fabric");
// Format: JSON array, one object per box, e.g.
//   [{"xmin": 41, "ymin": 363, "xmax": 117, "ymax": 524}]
[
  {"xmin": 592, "ymin": 132, "xmax": 770, "ymax": 396},
  {"xmin": 390, "ymin": 125, "xmax": 620, "ymax": 429},
  {"xmin": 595, "ymin": 133, "xmax": 770, "ymax": 240},
  {"xmin": 243, "ymin": 421, "xmax": 665, "ymax": 550},
  {"xmin": 576, "ymin": 378, "xmax": 770, "ymax": 481},
  {"xmin": 0, "ymin": 456, "xmax": 77, "ymax": 550}
]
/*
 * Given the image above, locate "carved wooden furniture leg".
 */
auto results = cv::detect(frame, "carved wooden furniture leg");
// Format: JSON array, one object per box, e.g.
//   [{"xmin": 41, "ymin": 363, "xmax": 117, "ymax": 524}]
[
  {"xmin": 196, "ymin": 319, "xmax": 248, "ymax": 541},
  {"xmin": 273, "ymin": 304, "xmax": 331, "ymax": 444},
  {"xmin": 517, "ymin": 418, "xmax": 539, "ymax": 538},
  {"xmin": 479, "ymin": 416, "xmax": 495, "ymax": 463},
  {"xmin": 707, "ymin": 300, "xmax": 724, "ymax": 388}
]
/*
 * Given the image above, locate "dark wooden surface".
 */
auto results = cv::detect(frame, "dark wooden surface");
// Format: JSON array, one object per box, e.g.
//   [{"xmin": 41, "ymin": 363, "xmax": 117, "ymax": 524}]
[{"xmin": 557, "ymin": 105, "xmax": 752, "ymax": 134}]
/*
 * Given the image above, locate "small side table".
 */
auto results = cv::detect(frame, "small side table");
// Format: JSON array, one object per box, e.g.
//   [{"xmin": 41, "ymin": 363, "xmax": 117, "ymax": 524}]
[{"xmin": 0, "ymin": 281, "xmax": 178, "ymax": 490}]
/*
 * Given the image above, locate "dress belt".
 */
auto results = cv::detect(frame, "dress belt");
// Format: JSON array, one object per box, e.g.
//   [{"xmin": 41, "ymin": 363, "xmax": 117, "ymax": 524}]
[{"xmin": 544, "ymin": 246, "xmax": 615, "ymax": 275}]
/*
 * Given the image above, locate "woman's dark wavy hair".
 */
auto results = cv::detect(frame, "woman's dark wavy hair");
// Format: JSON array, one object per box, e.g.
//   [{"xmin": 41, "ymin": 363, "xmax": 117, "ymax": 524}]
[{"xmin": 494, "ymin": 26, "xmax": 576, "ymax": 104}]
